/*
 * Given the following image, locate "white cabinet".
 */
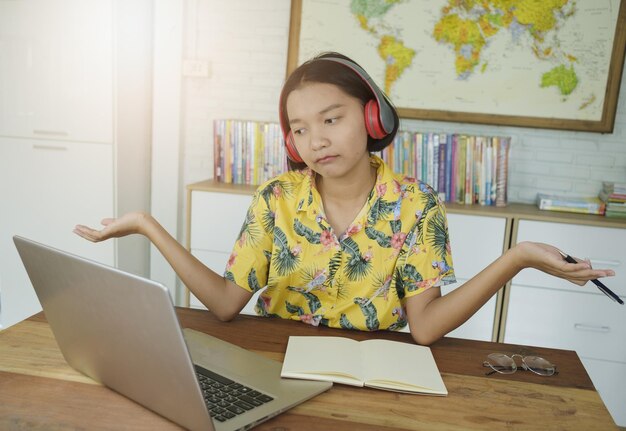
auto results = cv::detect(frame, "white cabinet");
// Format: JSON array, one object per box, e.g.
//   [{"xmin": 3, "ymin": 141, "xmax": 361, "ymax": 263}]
[
  {"xmin": 439, "ymin": 213, "xmax": 506, "ymax": 341},
  {"xmin": 0, "ymin": 138, "xmax": 114, "ymax": 329},
  {"xmin": 187, "ymin": 190, "xmax": 260, "ymax": 315},
  {"xmin": 186, "ymin": 187, "xmax": 507, "ymax": 342},
  {"xmin": 0, "ymin": 0, "xmax": 113, "ymax": 143},
  {"xmin": 504, "ymin": 220, "xmax": 626, "ymax": 427}
]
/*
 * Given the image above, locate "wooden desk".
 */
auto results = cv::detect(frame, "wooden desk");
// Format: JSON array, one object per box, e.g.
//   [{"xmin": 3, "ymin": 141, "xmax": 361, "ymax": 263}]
[{"xmin": 0, "ymin": 308, "xmax": 617, "ymax": 430}]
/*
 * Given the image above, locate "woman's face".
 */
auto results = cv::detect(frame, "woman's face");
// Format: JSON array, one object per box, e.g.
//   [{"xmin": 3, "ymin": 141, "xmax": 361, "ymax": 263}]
[{"xmin": 286, "ymin": 82, "xmax": 370, "ymax": 180}]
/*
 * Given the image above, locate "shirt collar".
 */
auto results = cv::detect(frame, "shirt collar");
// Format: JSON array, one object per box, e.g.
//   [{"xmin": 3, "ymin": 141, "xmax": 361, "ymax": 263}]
[{"xmin": 295, "ymin": 155, "xmax": 399, "ymax": 221}]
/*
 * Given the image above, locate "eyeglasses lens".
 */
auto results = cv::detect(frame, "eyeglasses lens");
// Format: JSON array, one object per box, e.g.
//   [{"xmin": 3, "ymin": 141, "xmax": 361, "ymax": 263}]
[
  {"xmin": 486, "ymin": 353, "xmax": 516, "ymax": 374},
  {"xmin": 522, "ymin": 356, "xmax": 556, "ymax": 376}
]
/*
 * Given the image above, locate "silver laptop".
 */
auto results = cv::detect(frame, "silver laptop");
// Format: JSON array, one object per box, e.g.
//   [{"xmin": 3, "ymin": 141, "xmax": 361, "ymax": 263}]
[{"xmin": 14, "ymin": 235, "xmax": 331, "ymax": 431}]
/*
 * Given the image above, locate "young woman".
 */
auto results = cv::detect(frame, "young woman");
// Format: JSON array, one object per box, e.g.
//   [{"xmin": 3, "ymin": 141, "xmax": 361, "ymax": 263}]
[{"xmin": 74, "ymin": 52, "xmax": 614, "ymax": 345}]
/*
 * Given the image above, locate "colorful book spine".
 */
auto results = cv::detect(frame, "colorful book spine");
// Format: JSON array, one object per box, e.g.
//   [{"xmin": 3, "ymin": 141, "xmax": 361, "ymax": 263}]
[{"xmin": 212, "ymin": 122, "xmax": 512, "ymax": 206}]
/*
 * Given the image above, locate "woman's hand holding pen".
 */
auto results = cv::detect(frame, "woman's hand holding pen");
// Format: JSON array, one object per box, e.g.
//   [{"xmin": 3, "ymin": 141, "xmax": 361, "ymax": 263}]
[
  {"xmin": 512, "ymin": 241, "xmax": 615, "ymax": 286},
  {"xmin": 73, "ymin": 211, "xmax": 153, "ymax": 242}
]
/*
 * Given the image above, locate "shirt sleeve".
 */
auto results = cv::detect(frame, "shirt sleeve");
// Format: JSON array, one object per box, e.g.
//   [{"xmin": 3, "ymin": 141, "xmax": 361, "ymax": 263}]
[
  {"xmin": 224, "ymin": 186, "xmax": 275, "ymax": 293},
  {"xmin": 395, "ymin": 199, "xmax": 456, "ymax": 301}
]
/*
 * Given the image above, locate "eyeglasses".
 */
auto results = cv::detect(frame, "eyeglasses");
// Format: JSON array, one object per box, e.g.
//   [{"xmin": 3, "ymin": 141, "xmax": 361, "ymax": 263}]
[{"xmin": 483, "ymin": 353, "xmax": 558, "ymax": 376}]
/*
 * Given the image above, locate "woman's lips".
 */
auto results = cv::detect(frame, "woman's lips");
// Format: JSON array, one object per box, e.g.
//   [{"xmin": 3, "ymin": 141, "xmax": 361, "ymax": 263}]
[{"xmin": 316, "ymin": 155, "xmax": 337, "ymax": 164}]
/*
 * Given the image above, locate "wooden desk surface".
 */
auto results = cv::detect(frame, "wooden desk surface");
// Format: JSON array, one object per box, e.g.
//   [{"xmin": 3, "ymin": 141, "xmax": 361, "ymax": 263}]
[{"xmin": 0, "ymin": 308, "xmax": 617, "ymax": 430}]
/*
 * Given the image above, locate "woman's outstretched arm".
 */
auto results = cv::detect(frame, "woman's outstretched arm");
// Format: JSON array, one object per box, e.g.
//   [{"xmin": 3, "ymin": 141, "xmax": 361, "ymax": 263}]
[
  {"xmin": 74, "ymin": 212, "xmax": 252, "ymax": 321},
  {"xmin": 405, "ymin": 241, "xmax": 616, "ymax": 345}
]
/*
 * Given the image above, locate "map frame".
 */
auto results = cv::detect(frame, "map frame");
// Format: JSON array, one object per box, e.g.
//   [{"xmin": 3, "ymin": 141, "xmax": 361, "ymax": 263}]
[{"xmin": 286, "ymin": 0, "xmax": 626, "ymax": 133}]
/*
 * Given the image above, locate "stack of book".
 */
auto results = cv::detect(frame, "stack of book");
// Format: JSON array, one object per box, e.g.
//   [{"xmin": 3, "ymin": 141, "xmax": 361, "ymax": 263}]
[
  {"xmin": 378, "ymin": 133, "xmax": 511, "ymax": 206},
  {"xmin": 599, "ymin": 181, "xmax": 626, "ymax": 219},
  {"xmin": 536, "ymin": 193, "xmax": 605, "ymax": 215},
  {"xmin": 212, "ymin": 120, "xmax": 512, "ymax": 207},
  {"xmin": 213, "ymin": 120, "xmax": 288, "ymax": 185}
]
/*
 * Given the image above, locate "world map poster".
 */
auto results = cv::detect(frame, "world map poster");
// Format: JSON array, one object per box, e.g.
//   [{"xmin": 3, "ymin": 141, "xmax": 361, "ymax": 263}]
[{"xmin": 289, "ymin": 0, "xmax": 626, "ymax": 132}]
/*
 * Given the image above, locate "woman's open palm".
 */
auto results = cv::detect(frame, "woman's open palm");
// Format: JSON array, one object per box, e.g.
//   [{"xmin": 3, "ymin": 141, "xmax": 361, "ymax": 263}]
[{"xmin": 73, "ymin": 212, "xmax": 148, "ymax": 242}]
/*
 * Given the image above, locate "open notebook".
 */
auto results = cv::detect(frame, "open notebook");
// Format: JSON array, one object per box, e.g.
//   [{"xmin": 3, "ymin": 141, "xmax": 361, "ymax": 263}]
[{"xmin": 281, "ymin": 336, "xmax": 447, "ymax": 395}]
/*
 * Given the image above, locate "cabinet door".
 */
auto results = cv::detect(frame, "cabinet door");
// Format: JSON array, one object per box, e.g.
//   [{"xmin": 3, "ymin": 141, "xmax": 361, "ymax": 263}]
[
  {"xmin": 397, "ymin": 213, "xmax": 506, "ymax": 341},
  {"xmin": 0, "ymin": 0, "xmax": 113, "ymax": 143},
  {"xmin": 440, "ymin": 214, "xmax": 507, "ymax": 341},
  {"xmin": 188, "ymin": 191, "xmax": 255, "ymax": 313},
  {"xmin": 0, "ymin": 137, "xmax": 114, "ymax": 328},
  {"xmin": 190, "ymin": 191, "xmax": 253, "ymax": 252}
]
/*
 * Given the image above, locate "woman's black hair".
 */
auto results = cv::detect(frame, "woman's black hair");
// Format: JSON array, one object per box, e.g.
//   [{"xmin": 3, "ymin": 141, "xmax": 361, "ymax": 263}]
[{"xmin": 280, "ymin": 52, "xmax": 400, "ymax": 171}]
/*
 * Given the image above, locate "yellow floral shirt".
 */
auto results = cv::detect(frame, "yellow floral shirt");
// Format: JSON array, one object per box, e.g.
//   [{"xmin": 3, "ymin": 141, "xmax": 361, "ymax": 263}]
[{"xmin": 226, "ymin": 155, "xmax": 455, "ymax": 331}]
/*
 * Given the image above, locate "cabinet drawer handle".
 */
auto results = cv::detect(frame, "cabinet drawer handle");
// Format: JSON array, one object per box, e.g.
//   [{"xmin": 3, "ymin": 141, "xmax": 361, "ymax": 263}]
[
  {"xmin": 32, "ymin": 144, "xmax": 68, "ymax": 151},
  {"xmin": 33, "ymin": 129, "xmax": 69, "ymax": 137},
  {"xmin": 574, "ymin": 323, "xmax": 610, "ymax": 333},
  {"xmin": 589, "ymin": 259, "xmax": 621, "ymax": 268}
]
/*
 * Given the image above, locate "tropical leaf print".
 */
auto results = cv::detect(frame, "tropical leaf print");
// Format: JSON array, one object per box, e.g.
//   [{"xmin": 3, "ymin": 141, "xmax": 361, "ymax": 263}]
[
  {"xmin": 259, "ymin": 179, "xmax": 293, "ymax": 207},
  {"xmin": 261, "ymin": 208, "xmax": 275, "ymax": 233},
  {"xmin": 415, "ymin": 188, "xmax": 438, "ymax": 243},
  {"xmin": 426, "ymin": 209, "xmax": 449, "ymax": 260},
  {"xmin": 335, "ymin": 277, "xmax": 349, "ymax": 301},
  {"xmin": 327, "ymin": 251, "xmax": 343, "ymax": 284},
  {"xmin": 390, "ymin": 219, "xmax": 402, "ymax": 235},
  {"xmin": 285, "ymin": 300, "xmax": 305, "ymax": 316},
  {"xmin": 293, "ymin": 219, "xmax": 321, "ymax": 244},
  {"xmin": 236, "ymin": 209, "xmax": 262, "ymax": 246},
  {"xmin": 403, "ymin": 264, "xmax": 424, "ymax": 292},
  {"xmin": 341, "ymin": 237, "xmax": 372, "ymax": 281},
  {"xmin": 247, "ymin": 268, "xmax": 262, "ymax": 292},
  {"xmin": 354, "ymin": 297, "xmax": 379, "ymax": 331},
  {"xmin": 339, "ymin": 313, "xmax": 357, "ymax": 330},
  {"xmin": 365, "ymin": 226, "xmax": 392, "ymax": 248},
  {"xmin": 394, "ymin": 268, "xmax": 405, "ymax": 300},
  {"xmin": 224, "ymin": 270, "xmax": 235, "ymax": 283},
  {"xmin": 368, "ymin": 272, "xmax": 393, "ymax": 301},
  {"xmin": 263, "ymin": 250, "xmax": 272, "ymax": 263},
  {"xmin": 255, "ymin": 294, "xmax": 280, "ymax": 318},
  {"xmin": 273, "ymin": 226, "xmax": 300, "ymax": 275},
  {"xmin": 287, "ymin": 286, "xmax": 322, "ymax": 313},
  {"xmin": 367, "ymin": 198, "xmax": 396, "ymax": 225}
]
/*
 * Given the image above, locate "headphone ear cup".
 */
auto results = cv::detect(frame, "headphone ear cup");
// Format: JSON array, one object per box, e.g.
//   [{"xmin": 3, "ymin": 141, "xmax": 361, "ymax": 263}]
[
  {"xmin": 364, "ymin": 99, "xmax": 387, "ymax": 140},
  {"xmin": 284, "ymin": 132, "xmax": 303, "ymax": 163}
]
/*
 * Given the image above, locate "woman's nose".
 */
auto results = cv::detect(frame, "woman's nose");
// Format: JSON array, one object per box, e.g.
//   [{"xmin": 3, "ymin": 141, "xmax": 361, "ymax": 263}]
[{"xmin": 310, "ymin": 130, "xmax": 330, "ymax": 150}]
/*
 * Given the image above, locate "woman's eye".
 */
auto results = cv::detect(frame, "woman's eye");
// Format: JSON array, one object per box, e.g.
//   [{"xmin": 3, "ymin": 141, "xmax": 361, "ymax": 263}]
[
  {"xmin": 293, "ymin": 128, "xmax": 305, "ymax": 136},
  {"xmin": 325, "ymin": 117, "xmax": 338, "ymax": 125}
]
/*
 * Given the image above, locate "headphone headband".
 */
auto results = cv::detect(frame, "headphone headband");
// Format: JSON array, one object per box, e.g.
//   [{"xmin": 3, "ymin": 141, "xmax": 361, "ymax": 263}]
[{"xmin": 315, "ymin": 56, "xmax": 395, "ymax": 134}]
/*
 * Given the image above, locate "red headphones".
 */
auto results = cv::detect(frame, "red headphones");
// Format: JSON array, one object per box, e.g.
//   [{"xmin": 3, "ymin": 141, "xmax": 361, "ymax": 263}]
[{"xmin": 279, "ymin": 56, "xmax": 396, "ymax": 163}]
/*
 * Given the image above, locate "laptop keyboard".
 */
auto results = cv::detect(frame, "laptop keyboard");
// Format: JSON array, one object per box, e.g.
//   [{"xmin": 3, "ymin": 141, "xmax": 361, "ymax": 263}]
[{"xmin": 195, "ymin": 365, "xmax": 274, "ymax": 423}]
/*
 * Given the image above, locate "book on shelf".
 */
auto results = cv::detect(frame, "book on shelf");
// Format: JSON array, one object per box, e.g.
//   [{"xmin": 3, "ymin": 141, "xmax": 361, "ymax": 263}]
[
  {"xmin": 536, "ymin": 193, "xmax": 606, "ymax": 215},
  {"xmin": 280, "ymin": 336, "xmax": 447, "ymax": 396},
  {"xmin": 212, "ymin": 120, "xmax": 512, "ymax": 207},
  {"xmin": 599, "ymin": 189, "xmax": 626, "ymax": 203}
]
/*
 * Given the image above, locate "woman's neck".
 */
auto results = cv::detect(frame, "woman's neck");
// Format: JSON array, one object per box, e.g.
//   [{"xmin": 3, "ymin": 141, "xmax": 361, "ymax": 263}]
[{"xmin": 315, "ymin": 157, "xmax": 377, "ymax": 235}]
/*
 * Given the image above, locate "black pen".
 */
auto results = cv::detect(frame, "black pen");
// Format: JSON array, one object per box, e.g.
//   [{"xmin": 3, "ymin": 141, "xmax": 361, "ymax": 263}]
[{"xmin": 558, "ymin": 250, "xmax": 623, "ymax": 305}]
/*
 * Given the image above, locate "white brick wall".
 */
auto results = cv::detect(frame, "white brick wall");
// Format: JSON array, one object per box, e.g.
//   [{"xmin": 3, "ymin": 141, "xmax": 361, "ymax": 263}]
[{"xmin": 181, "ymin": 0, "xmax": 626, "ymax": 210}]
